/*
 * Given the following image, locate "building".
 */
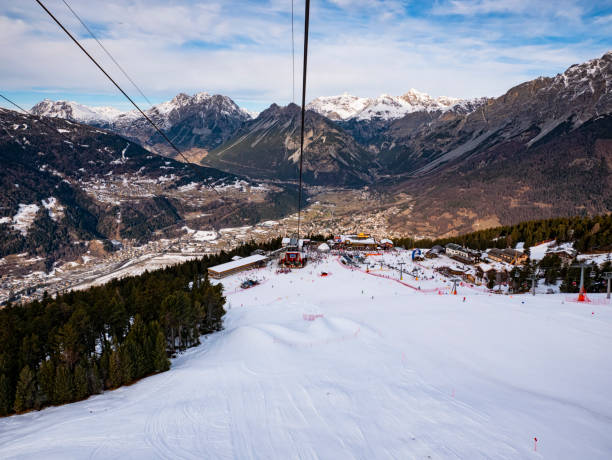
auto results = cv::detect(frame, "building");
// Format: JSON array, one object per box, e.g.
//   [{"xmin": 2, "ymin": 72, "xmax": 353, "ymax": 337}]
[
  {"xmin": 208, "ymin": 254, "xmax": 269, "ymax": 279},
  {"xmin": 544, "ymin": 249, "xmax": 576, "ymax": 266},
  {"xmin": 380, "ymin": 238, "xmax": 394, "ymax": 250},
  {"xmin": 445, "ymin": 243, "xmax": 481, "ymax": 264},
  {"xmin": 487, "ymin": 248, "xmax": 528, "ymax": 265},
  {"xmin": 342, "ymin": 233, "xmax": 378, "ymax": 250},
  {"xmin": 426, "ymin": 245, "xmax": 445, "ymax": 258}
]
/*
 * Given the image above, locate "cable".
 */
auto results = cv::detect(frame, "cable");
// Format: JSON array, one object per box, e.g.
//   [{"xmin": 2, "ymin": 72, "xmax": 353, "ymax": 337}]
[
  {"xmin": 0, "ymin": 92, "xmax": 187, "ymax": 236},
  {"xmin": 61, "ymin": 0, "xmax": 153, "ymax": 107},
  {"xmin": 296, "ymin": 0, "xmax": 310, "ymax": 243},
  {"xmin": 34, "ymin": 0, "xmax": 226, "ymax": 200},
  {"xmin": 0, "ymin": 94, "xmax": 30, "ymax": 114},
  {"xmin": 291, "ymin": 0, "xmax": 295, "ymax": 103}
]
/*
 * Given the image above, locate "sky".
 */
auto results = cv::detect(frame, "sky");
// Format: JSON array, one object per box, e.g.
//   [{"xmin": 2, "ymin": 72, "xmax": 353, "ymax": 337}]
[{"xmin": 1, "ymin": 0, "xmax": 611, "ymax": 113}]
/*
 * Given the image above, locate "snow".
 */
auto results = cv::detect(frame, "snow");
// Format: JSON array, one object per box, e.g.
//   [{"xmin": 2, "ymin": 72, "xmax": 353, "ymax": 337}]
[
  {"xmin": 529, "ymin": 240, "xmax": 558, "ymax": 261},
  {"xmin": 1, "ymin": 251, "xmax": 611, "ymax": 458},
  {"xmin": 41, "ymin": 197, "xmax": 64, "ymax": 222},
  {"xmin": 317, "ymin": 242, "xmax": 330, "ymax": 252},
  {"xmin": 307, "ymin": 89, "xmax": 483, "ymax": 121},
  {"xmin": 11, "ymin": 203, "xmax": 40, "ymax": 235},
  {"xmin": 576, "ymin": 253, "xmax": 612, "ymax": 266},
  {"xmin": 182, "ymin": 226, "xmax": 217, "ymax": 241}
]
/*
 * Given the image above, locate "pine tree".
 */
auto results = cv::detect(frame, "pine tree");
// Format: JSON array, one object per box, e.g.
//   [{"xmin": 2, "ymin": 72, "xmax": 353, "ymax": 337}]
[
  {"xmin": 109, "ymin": 349, "xmax": 122, "ymax": 389},
  {"xmin": 120, "ymin": 347, "xmax": 133, "ymax": 385},
  {"xmin": 153, "ymin": 330, "xmax": 170, "ymax": 372},
  {"xmin": 38, "ymin": 360, "xmax": 56, "ymax": 406},
  {"xmin": 0, "ymin": 374, "xmax": 12, "ymax": 416},
  {"xmin": 54, "ymin": 364, "xmax": 74, "ymax": 404},
  {"xmin": 74, "ymin": 364, "xmax": 89, "ymax": 400},
  {"xmin": 88, "ymin": 362, "xmax": 103, "ymax": 395},
  {"xmin": 14, "ymin": 365, "xmax": 35, "ymax": 413}
]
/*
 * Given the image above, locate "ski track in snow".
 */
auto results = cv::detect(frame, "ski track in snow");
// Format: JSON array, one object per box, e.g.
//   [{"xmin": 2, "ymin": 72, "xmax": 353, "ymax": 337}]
[{"xmin": 1, "ymin": 252, "xmax": 612, "ymax": 459}]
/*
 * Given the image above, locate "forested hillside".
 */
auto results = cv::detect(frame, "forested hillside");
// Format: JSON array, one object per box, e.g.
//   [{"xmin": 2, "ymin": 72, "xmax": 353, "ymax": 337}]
[
  {"xmin": 394, "ymin": 214, "xmax": 612, "ymax": 252},
  {"xmin": 0, "ymin": 239, "xmax": 281, "ymax": 416}
]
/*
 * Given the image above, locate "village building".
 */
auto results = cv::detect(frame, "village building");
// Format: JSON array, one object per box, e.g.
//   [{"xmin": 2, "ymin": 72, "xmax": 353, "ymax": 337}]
[
  {"xmin": 487, "ymin": 248, "xmax": 528, "ymax": 265},
  {"xmin": 207, "ymin": 254, "xmax": 269, "ymax": 279},
  {"xmin": 380, "ymin": 238, "xmax": 394, "ymax": 250},
  {"xmin": 544, "ymin": 248, "xmax": 576, "ymax": 266},
  {"xmin": 426, "ymin": 245, "xmax": 445, "ymax": 258},
  {"xmin": 445, "ymin": 243, "xmax": 481, "ymax": 264},
  {"xmin": 335, "ymin": 233, "xmax": 379, "ymax": 250}
]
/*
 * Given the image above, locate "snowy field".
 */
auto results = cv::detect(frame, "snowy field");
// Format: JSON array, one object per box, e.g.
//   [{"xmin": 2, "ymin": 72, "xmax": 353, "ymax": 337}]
[{"xmin": 1, "ymin": 252, "xmax": 611, "ymax": 459}]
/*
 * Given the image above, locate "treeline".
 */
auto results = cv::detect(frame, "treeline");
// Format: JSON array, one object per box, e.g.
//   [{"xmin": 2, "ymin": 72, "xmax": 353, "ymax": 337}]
[
  {"xmin": 394, "ymin": 214, "xmax": 612, "ymax": 253},
  {"xmin": 0, "ymin": 238, "xmax": 281, "ymax": 416},
  {"xmin": 481, "ymin": 256, "xmax": 611, "ymax": 293}
]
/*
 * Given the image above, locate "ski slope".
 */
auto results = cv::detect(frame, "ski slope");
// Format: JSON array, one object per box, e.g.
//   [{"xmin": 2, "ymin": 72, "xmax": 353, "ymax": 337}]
[{"xmin": 1, "ymin": 251, "xmax": 611, "ymax": 459}]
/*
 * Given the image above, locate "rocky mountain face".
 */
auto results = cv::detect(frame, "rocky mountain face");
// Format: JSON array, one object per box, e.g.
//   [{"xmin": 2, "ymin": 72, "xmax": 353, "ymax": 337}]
[
  {"xmin": 31, "ymin": 92, "xmax": 252, "ymax": 161},
  {"xmin": 0, "ymin": 108, "xmax": 295, "ymax": 267},
  {"xmin": 378, "ymin": 51, "xmax": 612, "ymax": 177},
  {"xmin": 204, "ymin": 103, "xmax": 374, "ymax": 186},
  {"xmin": 381, "ymin": 51, "xmax": 612, "ymax": 236}
]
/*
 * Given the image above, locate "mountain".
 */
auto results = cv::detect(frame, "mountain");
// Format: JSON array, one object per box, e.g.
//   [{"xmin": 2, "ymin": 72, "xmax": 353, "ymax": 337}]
[
  {"xmin": 307, "ymin": 89, "xmax": 483, "ymax": 121},
  {"xmin": 382, "ymin": 51, "xmax": 612, "ymax": 236},
  {"xmin": 306, "ymin": 91, "xmax": 488, "ymax": 154},
  {"xmin": 28, "ymin": 99, "xmax": 123, "ymax": 123},
  {"xmin": 0, "ymin": 108, "xmax": 295, "ymax": 267},
  {"xmin": 378, "ymin": 51, "xmax": 612, "ymax": 177},
  {"xmin": 31, "ymin": 92, "xmax": 252, "ymax": 161},
  {"xmin": 203, "ymin": 103, "xmax": 374, "ymax": 186}
]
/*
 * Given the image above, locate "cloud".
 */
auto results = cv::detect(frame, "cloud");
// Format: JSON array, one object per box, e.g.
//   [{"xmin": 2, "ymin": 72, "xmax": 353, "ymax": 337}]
[{"xmin": 0, "ymin": 0, "xmax": 610, "ymax": 112}]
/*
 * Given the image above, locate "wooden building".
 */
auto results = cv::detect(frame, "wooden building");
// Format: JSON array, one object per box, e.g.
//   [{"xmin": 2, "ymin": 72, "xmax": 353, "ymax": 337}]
[
  {"xmin": 208, "ymin": 254, "xmax": 269, "ymax": 279},
  {"xmin": 487, "ymin": 248, "xmax": 528, "ymax": 265}
]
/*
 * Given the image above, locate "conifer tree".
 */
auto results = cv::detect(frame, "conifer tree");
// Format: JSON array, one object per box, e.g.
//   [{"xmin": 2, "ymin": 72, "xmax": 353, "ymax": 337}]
[
  {"xmin": 38, "ymin": 360, "xmax": 56, "ymax": 405},
  {"xmin": 153, "ymin": 330, "xmax": 170, "ymax": 372},
  {"xmin": 74, "ymin": 364, "xmax": 89, "ymax": 400},
  {"xmin": 14, "ymin": 365, "xmax": 35, "ymax": 413},
  {"xmin": 88, "ymin": 362, "xmax": 103, "ymax": 395},
  {"xmin": 54, "ymin": 364, "xmax": 74, "ymax": 404},
  {"xmin": 109, "ymin": 349, "xmax": 122, "ymax": 389},
  {"xmin": 120, "ymin": 346, "xmax": 133, "ymax": 385},
  {"xmin": 0, "ymin": 373, "xmax": 12, "ymax": 416}
]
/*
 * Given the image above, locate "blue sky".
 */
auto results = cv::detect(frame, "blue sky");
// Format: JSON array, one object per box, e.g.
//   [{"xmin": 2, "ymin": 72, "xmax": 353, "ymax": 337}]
[{"xmin": 1, "ymin": 0, "xmax": 611, "ymax": 113}]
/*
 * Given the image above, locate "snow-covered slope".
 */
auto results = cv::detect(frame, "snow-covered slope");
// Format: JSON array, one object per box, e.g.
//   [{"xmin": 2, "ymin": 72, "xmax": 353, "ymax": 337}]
[
  {"xmin": 307, "ymin": 89, "xmax": 485, "ymax": 121},
  {"xmin": 1, "ymin": 251, "xmax": 610, "ymax": 458}
]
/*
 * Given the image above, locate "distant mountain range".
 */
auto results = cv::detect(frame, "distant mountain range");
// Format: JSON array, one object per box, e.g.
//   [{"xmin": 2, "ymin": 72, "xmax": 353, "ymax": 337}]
[
  {"xmin": 24, "ymin": 50, "xmax": 612, "ymax": 236},
  {"xmin": 32, "ymin": 93, "xmax": 253, "ymax": 162}
]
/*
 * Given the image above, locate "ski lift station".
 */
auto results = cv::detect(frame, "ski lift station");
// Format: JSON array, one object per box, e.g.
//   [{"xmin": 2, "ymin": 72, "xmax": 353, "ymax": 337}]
[{"xmin": 207, "ymin": 254, "xmax": 269, "ymax": 279}]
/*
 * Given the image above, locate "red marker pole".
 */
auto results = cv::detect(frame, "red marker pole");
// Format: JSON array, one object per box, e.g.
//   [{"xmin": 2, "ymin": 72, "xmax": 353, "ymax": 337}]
[{"xmin": 534, "ymin": 437, "xmax": 537, "ymax": 451}]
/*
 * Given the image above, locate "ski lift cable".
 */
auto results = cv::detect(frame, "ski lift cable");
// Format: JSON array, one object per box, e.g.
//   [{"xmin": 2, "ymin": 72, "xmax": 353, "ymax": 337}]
[
  {"xmin": 296, "ymin": 0, "xmax": 310, "ymax": 243},
  {"xmin": 34, "ymin": 0, "xmax": 228, "ymax": 201},
  {"xmin": 61, "ymin": 0, "xmax": 153, "ymax": 107},
  {"xmin": 291, "ymin": 0, "xmax": 295, "ymax": 104}
]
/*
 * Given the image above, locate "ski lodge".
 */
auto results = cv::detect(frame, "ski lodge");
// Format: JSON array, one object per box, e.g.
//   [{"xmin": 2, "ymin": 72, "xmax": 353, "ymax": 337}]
[
  {"xmin": 445, "ymin": 243, "xmax": 481, "ymax": 264},
  {"xmin": 207, "ymin": 254, "xmax": 269, "ymax": 279},
  {"xmin": 336, "ymin": 233, "xmax": 379, "ymax": 250},
  {"xmin": 487, "ymin": 248, "xmax": 528, "ymax": 265}
]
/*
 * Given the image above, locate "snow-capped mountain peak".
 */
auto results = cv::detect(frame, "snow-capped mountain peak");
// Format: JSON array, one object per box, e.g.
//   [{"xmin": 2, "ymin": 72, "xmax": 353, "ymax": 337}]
[
  {"xmin": 31, "ymin": 99, "xmax": 123, "ymax": 123},
  {"xmin": 307, "ymin": 90, "xmax": 481, "ymax": 121}
]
